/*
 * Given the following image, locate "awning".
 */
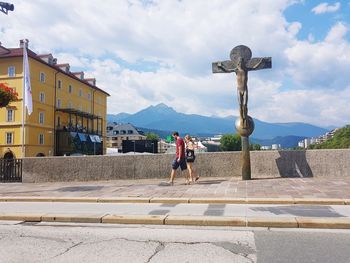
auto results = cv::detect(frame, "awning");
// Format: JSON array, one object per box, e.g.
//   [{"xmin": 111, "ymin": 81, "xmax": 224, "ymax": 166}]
[
  {"xmin": 77, "ymin": 133, "xmax": 87, "ymax": 142},
  {"xmin": 89, "ymin": 135, "xmax": 96, "ymax": 143},
  {"xmin": 89, "ymin": 135, "xmax": 101, "ymax": 143}
]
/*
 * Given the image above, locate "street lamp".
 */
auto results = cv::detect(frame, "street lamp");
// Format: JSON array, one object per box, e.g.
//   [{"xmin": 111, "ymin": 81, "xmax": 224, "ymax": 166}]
[
  {"xmin": 0, "ymin": 2, "xmax": 14, "ymax": 15},
  {"xmin": 132, "ymin": 140, "xmax": 135, "ymax": 154}
]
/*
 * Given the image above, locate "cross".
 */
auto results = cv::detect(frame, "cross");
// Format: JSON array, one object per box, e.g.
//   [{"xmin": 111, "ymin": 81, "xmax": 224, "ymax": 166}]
[
  {"xmin": 212, "ymin": 45, "xmax": 272, "ymax": 180},
  {"xmin": 212, "ymin": 45, "xmax": 271, "ymax": 130}
]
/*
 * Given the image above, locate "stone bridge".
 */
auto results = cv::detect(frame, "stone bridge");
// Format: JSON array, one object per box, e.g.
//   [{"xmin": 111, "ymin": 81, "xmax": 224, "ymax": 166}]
[{"xmin": 22, "ymin": 149, "xmax": 350, "ymax": 183}]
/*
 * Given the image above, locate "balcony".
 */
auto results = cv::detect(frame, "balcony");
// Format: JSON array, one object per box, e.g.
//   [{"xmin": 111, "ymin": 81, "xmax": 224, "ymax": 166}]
[
  {"xmin": 56, "ymin": 108, "xmax": 103, "ymax": 136},
  {"xmin": 55, "ymin": 108, "xmax": 104, "ymax": 156}
]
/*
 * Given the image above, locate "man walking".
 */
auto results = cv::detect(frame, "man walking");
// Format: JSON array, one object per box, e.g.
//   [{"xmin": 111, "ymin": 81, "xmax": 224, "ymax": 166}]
[{"xmin": 167, "ymin": 131, "xmax": 187, "ymax": 185}]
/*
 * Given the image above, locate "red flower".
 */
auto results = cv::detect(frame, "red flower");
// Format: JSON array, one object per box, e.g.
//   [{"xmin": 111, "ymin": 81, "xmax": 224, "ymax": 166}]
[{"xmin": 0, "ymin": 83, "xmax": 18, "ymax": 108}]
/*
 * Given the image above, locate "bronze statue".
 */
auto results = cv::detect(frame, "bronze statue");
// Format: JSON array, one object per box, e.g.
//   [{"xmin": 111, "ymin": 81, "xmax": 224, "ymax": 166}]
[
  {"xmin": 214, "ymin": 46, "xmax": 271, "ymax": 131},
  {"xmin": 212, "ymin": 45, "xmax": 272, "ymax": 180}
]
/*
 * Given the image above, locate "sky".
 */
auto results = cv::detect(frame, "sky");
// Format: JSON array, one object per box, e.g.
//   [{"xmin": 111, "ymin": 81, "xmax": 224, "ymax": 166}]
[{"xmin": 1, "ymin": 0, "xmax": 350, "ymax": 128}]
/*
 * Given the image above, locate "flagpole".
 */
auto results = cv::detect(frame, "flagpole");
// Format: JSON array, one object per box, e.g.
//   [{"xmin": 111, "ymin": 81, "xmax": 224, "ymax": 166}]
[{"xmin": 21, "ymin": 40, "xmax": 26, "ymax": 158}]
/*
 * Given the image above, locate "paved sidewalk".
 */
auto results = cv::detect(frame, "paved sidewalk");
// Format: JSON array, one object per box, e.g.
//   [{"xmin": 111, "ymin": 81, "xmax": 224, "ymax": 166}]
[
  {"xmin": 0, "ymin": 176, "xmax": 349, "ymax": 199},
  {"xmin": 1, "ymin": 177, "xmax": 350, "ymax": 228}
]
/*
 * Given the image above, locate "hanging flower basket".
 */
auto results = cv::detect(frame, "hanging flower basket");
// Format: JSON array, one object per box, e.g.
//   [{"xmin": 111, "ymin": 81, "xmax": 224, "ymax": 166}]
[{"xmin": 0, "ymin": 83, "xmax": 18, "ymax": 108}]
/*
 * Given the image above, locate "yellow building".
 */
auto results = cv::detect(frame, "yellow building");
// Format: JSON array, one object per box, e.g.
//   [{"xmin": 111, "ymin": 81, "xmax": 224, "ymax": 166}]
[{"xmin": 0, "ymin": 40, "xmax": 110, "ymax": 158}]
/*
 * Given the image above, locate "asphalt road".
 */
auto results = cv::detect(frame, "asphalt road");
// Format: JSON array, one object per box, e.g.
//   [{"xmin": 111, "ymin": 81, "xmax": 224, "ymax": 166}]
[{"xmin": 0, "ymin": 221, "xmax": 350, "ymax": 263}]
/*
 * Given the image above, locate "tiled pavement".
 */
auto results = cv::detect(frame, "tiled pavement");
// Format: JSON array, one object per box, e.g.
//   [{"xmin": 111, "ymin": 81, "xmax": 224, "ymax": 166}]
[{"xmin": 1, "ymin": 176, "xmax": 349, "ymax": 199}]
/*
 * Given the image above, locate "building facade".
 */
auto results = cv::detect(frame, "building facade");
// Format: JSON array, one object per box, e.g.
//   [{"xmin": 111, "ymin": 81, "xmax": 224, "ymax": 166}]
[
  {"xmin": 106, "ymin": 123, "xmax": 146, "ymax": 152},
  {"xmin": 0, "ymin": 40, "xmax": 109, "ymax": 158}
]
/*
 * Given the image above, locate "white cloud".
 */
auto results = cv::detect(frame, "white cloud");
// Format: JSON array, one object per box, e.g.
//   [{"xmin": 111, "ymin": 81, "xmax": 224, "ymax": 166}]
[
  {"xmin": 251, "ymin": 87, "xmax": 350, "ymax": 126},
  {"xmin": 1, "ymin": 0, "xmax": 350, "ymax": 127},
  {"xmin": 284, "ymin": 22, "xmax": 350, "ymax": 91},
  {"xmin": 311, "ymin": 2, "xmax": 341, "ymax": 14}
]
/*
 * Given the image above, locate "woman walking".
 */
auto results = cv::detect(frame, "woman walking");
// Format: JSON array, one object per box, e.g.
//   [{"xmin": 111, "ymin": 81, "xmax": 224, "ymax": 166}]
[{"xmin": 185, "ymin": 135, "xmax": 199, "ymax": 183}]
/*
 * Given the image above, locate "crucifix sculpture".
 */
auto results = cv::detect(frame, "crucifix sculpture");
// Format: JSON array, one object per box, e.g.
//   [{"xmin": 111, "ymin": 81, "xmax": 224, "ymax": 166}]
[{"xmin": 212, "ymin": 45, "xmax": 271, "ymax": 180}]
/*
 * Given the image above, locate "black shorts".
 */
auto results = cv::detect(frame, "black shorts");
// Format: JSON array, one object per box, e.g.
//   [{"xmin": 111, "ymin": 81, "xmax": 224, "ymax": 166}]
[{"xmin": 172, "ymin": 158, "xmax": 187, "ymax": 171}]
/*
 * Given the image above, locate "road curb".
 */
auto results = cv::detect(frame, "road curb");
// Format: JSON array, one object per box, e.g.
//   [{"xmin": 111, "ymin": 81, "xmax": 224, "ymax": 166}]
[
  {"xmin": 1, "ymin": 213, "xmax": 350, "ymax": 229},
  {"xmin": 0, "ymin": 196, "xmax": 348, "ymax": 205},
  {"xmin": 165, "ymin": 215, "xmax": 246, "ymax": 226},
  {"xmin": 296, "ymin": 217, "xmax": 350, "ymax": 229},
  {"xmin": 246, "ymin": 217, "xmax": 298, "ymax": 228},
  {"xmin": 41, "ymin": 213, "xmax": 106, "ymax": 223},
  {"xmin": 102, "ymin": 214, "xmax": 167, "ymax": 224}
]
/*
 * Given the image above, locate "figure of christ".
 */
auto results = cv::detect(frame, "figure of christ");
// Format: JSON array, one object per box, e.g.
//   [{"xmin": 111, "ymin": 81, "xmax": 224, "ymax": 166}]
[
  {"xmin": 217, "ymin": 57, "xmax": 266, "ymax": 128},
  {"xmin": 235, "ymin": 57, "xmax": 248, "ymax": 128}
]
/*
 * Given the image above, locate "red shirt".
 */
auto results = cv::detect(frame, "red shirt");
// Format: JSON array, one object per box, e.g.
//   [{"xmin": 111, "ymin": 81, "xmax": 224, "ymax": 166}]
[{"xmin": 176, "ymin": 137, "xmax": 186, "ymax": 158}]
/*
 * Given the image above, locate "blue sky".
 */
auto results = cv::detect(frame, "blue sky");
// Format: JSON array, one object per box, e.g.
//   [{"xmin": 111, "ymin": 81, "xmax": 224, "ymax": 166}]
[
  {"xmin": 285, "ymin": 1, "xmax": 350, "ymax": 42},
  {"xmin": 1, "ymin": 0, "xmax": 350, "ymax": 128}
]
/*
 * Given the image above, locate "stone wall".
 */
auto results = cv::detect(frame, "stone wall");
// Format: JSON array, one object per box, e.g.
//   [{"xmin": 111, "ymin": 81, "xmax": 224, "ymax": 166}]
[{"xmin": 22, "ymin": 149, "xmax": 350, "ymax": 183}]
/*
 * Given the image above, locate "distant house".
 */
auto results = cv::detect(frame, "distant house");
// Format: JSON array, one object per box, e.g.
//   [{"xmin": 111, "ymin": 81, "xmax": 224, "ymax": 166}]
[
  {"xmin": 106, "ymin": 123, "xmax": 146, "ymax": 152},
  {"xmin": 297, "ymin": 128, "xmax": 340, "ymax": 148}
]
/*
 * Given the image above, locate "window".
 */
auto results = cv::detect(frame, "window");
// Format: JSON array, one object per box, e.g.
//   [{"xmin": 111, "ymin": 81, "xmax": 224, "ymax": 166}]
[
  {"xmin": 68, "ymin": 85, "xmax": 73, "ymax": 93},
  {"xmin": 107, "ymin": 126, "xmax": 113, "ymax": 131},
  {"xmin": 57, "ymin": 99, "xmax": 61, "ymax": 108},
  {"xmin": 40, "ymin": 72, "xmax": 46, "ymax": 83},
  {"xmin": 39, "ymin": 134, "xmax": 44, "ymax": 145},
  {"xmin": 6, "ymin": 109, "xmax": 14, "ymax": 122},
  {"xmin": 8, "ymin": 66, "xmax": 15, "ymax": 77},
  {"xmin": 39, "ymin": 92, "xmax": 45, "ymax": 103},
  {"xmin": 113, "ymin": 130, "xmax": 119, "ymax": 135},
  {"xmin": 79, "ymin": 89, "xmax": 82, "ymax": 97},
  {"xmin": 58, "ymin": 80, "xmax": 62, "ymax": 89},
  {"xmin": 57, "ymin": 116, "xmax": 61, "ymax": 127},
  {"xmin": 87, "ymin": 93, "xmax": 91, "ymax": 100},
  {"xmin": 128, "ymin": 130, "xmax": 133, "ymax": 134},
  {"xmin": 68, "ymin": 101, "xmax": 73, "ymax": 108},
  {"xmin": 39, "ymin": 112, "xmax": 45, "ymax": 124},
  {"xmin": 6, "ymin": 132, "xmax": 13, "ymax": 144}
]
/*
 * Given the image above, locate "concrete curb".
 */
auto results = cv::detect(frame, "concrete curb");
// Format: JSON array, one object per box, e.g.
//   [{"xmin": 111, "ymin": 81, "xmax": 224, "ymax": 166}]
[
  {"xmin": 1, "ymin": 213, "xmax": 350, "ymax": 229},
  {"xmin": 102, "ymin": 214, "xmax": 166, "ymax": 224},
  {"xmin": 165, "ymin": 215, "xmax": 246, "ymax": 226},
  {"xmin": 0, "ymin": 197, "xmax": 349, "ymax": 205}
]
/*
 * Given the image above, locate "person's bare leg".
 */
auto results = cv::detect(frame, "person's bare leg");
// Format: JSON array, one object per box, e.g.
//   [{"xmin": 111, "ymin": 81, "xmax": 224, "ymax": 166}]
[
  {"xmin": 168, "ymin": 169, "xmax": 176, "ymax": 185},
  {"xmin": 187, "ymin": 163, "xmax": 193, "ymax": 182}
]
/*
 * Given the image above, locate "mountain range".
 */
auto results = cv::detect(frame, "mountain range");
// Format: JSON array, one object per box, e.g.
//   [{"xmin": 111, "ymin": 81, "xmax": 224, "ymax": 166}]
[{"xmin": 107, "ymin": 103, "xmax": 329, "ymax": 147}]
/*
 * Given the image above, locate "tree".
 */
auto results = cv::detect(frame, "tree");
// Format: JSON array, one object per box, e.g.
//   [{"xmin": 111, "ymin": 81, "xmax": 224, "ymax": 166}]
[
  {"xmin": 250, "ymin": 143, "xmax": 261, "ymax": 151},
  {"xmin": 220, "ymin": 134, "xmax": 241, "ymax": 151},
  {"xmin": 146, "ymin": 133, "xmax": 159, "ymax": 140}
]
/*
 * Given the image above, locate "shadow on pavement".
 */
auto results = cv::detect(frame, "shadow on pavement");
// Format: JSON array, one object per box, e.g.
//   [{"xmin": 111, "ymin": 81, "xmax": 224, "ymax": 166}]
[
  {"xmin": 56, "ymin": 186, "xmax": 104, "ymax": 192},
  {"xmin": 196, "ymin": 180, "xmax": 227, "ymax": 185},
  {"xmin": 251, "ymin": 205, "xmax": 344, "ymax": 217}
]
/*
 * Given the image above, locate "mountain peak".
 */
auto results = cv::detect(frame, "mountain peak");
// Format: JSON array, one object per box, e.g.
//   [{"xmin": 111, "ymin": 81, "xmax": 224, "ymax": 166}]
[
  {"xmin": 144, "ymin": 103, "xmax": 177, "ymax": 114},
  {"xmin": 154, "ymin": 103, "xmax": 171, "ymax": 109}
]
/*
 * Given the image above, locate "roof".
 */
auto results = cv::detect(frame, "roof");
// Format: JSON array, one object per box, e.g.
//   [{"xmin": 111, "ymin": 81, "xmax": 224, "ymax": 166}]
[
  {"xmin": 106, "ymin": 123, "xmax": 145, "ymax": 137},
  {"xmin": 0, "ymin": 46, "xmax": 110, "ymax": 96}
]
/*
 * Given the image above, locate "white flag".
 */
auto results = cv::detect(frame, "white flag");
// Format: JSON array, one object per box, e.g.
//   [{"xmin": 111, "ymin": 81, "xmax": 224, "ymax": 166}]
[{"xmin": 23, "ymin": 45, "xmax": 33, "ymax": 115}]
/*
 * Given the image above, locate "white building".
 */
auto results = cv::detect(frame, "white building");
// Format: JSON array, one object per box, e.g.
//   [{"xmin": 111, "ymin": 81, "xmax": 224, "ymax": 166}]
[
  {"xmin": 271, "ymin": 144, "xmax": 281, "ymax": 150},
  {"xmin": 261, "ymin": 145, "xmax": 272, "ymax": 150}
]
